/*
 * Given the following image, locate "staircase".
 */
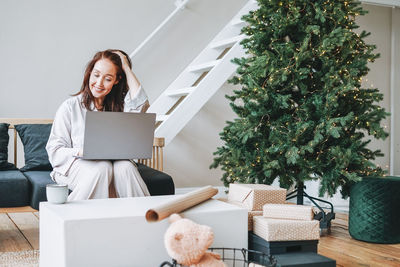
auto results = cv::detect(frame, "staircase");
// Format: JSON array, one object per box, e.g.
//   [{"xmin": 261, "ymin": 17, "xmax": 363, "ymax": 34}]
[{"xmin": 148, "ymin": 0, "xmax": 258, "ymax": 145}]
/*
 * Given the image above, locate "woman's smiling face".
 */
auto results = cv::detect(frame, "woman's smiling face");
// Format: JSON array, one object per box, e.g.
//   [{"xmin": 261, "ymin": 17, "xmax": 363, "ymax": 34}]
[{"xmin": 89, "ymin": 58, "xmax": 119, "ymax": 103}]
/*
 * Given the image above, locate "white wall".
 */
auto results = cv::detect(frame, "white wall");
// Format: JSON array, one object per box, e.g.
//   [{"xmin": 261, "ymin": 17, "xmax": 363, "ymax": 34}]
[
  {"xmin": 0, "ymin": 0, "xmax": 247, "ymax": 116},
  {"xmin": 356, "ymin": 4, "xmax": 392, "ymax": 171},
  {"xmin": 1, "ymin": 1, "xmax": 398, "ymax": 200},
  {"xmin": 390, "ymin": 7, "xmax": 400, "ymax": 175},
  {"xmin": 0, "ymin": 0, "xmax": 174, "ymax": 116}
]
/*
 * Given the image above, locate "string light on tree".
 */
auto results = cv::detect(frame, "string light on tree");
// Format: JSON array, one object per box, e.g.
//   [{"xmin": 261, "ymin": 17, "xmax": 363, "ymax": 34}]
[{"xmin": 211, "ymin": 0, "xmax": 389, "ymax": 199}]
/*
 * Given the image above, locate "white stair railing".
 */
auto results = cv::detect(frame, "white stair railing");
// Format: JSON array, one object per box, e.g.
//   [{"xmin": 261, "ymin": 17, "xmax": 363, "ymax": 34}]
[
  {"xmin": 130, "ymin": 0, "xmax": 189, "ymax": 59},
  {"xmin": 149, "ymin": 0, "xmax": 258, "ymax": 145}
]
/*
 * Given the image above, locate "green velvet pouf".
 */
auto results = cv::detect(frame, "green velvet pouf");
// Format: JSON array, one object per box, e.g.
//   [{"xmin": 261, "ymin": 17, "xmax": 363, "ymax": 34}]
[{"xmin": 349, "ymin": 176, "xmax": 400, "ymax": 244}]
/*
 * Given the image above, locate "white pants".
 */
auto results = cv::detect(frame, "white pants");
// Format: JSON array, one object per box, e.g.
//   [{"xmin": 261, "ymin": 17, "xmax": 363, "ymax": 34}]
[{"xmin": 54, "ymin": 159, "xmax": 150, "ymax": 201}]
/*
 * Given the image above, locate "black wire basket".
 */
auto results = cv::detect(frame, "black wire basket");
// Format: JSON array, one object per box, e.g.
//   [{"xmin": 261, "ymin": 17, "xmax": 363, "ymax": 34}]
[{"xmin": 160, "ymin": 247, "xmax": 277, "ymax": 267}]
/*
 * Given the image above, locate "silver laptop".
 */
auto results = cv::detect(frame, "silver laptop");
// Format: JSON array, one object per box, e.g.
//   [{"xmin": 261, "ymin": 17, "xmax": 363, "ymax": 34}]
[{"xmin": 80, "ymin": 111, "xmax": 156, "ymax": 160}]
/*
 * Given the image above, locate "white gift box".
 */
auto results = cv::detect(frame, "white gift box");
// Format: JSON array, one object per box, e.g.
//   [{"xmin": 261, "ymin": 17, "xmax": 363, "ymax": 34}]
[
  {"xmin": 40, "ymin": 196, "xmax": 247, "ymax": 267},
  {"xmin": 217, "ymin": 198, "xmax": 263, "ymax": 231}
]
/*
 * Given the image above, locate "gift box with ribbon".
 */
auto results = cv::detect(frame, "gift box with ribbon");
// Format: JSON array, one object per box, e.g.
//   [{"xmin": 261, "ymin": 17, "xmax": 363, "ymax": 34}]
[{"xmin": 228, "ymin": 184, "xmax": 287, "ymax": 211}]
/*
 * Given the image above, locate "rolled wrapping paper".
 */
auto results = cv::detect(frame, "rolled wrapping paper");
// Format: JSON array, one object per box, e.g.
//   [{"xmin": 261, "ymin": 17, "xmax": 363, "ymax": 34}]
[{"xmin": 146, "ymin": 185, "xmax": 219, "ymax": 222}]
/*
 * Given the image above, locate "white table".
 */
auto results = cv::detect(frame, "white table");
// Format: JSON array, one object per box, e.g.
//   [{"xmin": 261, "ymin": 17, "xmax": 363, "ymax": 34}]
[{"xmin": 39, "ymin": 196, "xmax": 247, "ymax": 267}]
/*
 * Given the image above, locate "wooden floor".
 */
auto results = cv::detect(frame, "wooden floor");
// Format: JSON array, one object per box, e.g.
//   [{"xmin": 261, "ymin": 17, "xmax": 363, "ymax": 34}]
[
  {"xmin": 0, "ymin": 208, "xmax": 39, "ymax": 252},
  {"xmin": 1, "ymin": 209, "xmax": 399, "ymax": 266},
  {"xmin": 318, "ymin": 213, "xmax": 400, "ymax": 267}
]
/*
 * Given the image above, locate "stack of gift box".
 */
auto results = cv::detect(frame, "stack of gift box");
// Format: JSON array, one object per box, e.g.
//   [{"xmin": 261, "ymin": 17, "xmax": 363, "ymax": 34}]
[{"xmin": 219, "ymin": 183, "xmax": 336, "ymax": 267}]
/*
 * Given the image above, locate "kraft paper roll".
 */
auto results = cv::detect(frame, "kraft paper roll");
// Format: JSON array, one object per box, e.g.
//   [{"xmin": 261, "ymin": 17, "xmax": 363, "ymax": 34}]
[{"xmin": 145, "ymin": 185, "xmax": 218, "ymax": 222}]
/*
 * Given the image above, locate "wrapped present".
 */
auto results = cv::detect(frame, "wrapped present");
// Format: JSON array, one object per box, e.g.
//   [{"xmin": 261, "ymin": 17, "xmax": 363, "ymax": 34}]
[
  {"xmin": 263, "ymin": 204, "xmax": 314, "ymax": 221},
  {"xmin": 253, "ymin": 216, "xmax": 320, "ymax": 241},
  {"xmin": 217, "ymin": 198, "xmax": 262, "ymax": 231},
  {"xmin": 228, "ymin": 184, "xmax": 287, "ymax": 211},
  {"xmin": 248, "ymin": 210, "xmax": 263, "ymax": 231}
]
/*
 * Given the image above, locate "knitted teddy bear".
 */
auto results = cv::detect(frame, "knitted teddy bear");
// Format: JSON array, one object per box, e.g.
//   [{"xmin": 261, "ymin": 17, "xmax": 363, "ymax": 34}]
[{"xmin": 164, "ymin": 213, "xmax": 227, "ymax": 267}]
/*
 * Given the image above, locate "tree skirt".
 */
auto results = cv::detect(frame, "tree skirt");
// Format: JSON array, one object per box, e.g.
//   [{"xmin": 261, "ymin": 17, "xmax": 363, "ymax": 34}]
[{"xmin": 0, "ymin": 250, "xmax": 39, "ymax": 267}]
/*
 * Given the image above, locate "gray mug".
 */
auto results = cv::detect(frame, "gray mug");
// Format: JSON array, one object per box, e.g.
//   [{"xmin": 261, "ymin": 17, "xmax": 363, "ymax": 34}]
[{"xmin": 46, "ymin": 184, "xmax": 68, "ymax": 204}]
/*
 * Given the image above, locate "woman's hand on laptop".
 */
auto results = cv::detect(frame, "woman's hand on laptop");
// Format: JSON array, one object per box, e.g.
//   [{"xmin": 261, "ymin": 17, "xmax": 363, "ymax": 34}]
[{"xmin": 77, "ymin": 148, "xmax": 83, "ymax": 157}]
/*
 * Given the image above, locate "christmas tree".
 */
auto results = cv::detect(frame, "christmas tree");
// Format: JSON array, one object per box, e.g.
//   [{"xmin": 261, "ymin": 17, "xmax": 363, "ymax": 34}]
[{"xmin": 211, "ymin": 0, "xmax": 389, "ymax": 198}]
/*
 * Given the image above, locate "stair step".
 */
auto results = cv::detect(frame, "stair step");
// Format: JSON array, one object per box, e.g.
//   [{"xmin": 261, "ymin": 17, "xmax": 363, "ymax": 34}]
[
  {"xmin": 188, "ymin": 59, "xmax": 221, "ymax": 73},
  {"xmin": 231, "ymin": 18, "xmax": 246, "ymax": 26},
  {"xmin": 210, "ymin": 35, "xmax": 244, "ymax": 49},
  {"xmin": 166, "ymin": 86, "xmax": 196, "ymax": 97},
  {"xmin": 149, "ymin": 0, "xmax": 258, "ymax": 145},
  {"xmin": 156, "ymin": 114, "xmax": 169, "ymax": 122}
]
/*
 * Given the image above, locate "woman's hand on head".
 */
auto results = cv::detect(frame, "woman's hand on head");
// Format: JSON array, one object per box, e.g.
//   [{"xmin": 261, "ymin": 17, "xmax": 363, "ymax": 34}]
[
  {"xmin": 112, "ymin": 50, "xmax": 142, "ymax": 98},
  {"xmin": 113, "ymin": 50, "xmax": 131, "ymax": 72}
]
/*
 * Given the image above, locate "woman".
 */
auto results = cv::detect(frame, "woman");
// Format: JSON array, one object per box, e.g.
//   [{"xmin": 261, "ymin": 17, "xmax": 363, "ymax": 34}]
[{"xmin": 46, "ymin": 49, "xmax": 150, "ymax": 200}]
